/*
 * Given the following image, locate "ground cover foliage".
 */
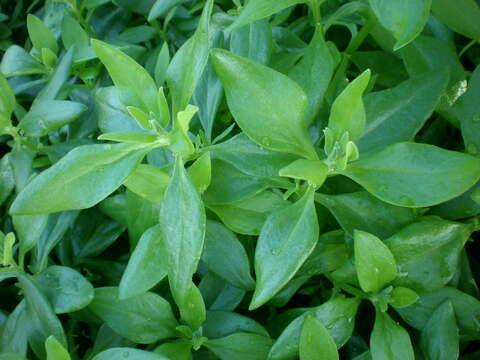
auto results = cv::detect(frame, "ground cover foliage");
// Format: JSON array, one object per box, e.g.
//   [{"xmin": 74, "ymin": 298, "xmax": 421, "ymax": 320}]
[{"xmin": 1, "ymin": 0, "xmax": 480, "ymax": 359}]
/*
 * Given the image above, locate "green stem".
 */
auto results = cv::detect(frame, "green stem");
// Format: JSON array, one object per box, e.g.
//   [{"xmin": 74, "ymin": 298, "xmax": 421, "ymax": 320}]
[{"xmin": 346, "ymin": 17, "xmax": 375, "ymax": 55}]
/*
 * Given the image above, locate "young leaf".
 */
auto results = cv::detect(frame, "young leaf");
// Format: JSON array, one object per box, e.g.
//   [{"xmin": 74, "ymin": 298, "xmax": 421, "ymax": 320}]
[
  {"xmin": 279, "ymin": 159, "xmax": 328, "ymax": 186},
  {"xmin": 370, "ymin": 310, "xmax": 414, "ymax": 360},
  {"xmin": 369, "ymin": 0, "xmax": 431, "ymax": 50},
  {"xmin": 188, "ymin": 152, "xmax": 212, "ymax": 194},
  {"xmin": 45, "ymin": 336, "xmax": 70, "ymax": 360},
  {"xmin": 159, "ymin": 156, "xmax": 206, "ymax": 312},
  {"xmin": 166, "ymin": 0, "xmax": 214, "ymax": 115},
  {"xmin": 119, "ymin": 225, "xmax": 168, "ymax": 299},
  {"xmin": 123, "ymin": 164, "xmax": 171, "ymax": 203},
  {"xmin": 88, "ymin": 287, "xmax": 178, "ymax": 344},
  {"xmin": 27, "ymin": 14, "xmax": 58, "ymax": 54},
  {"xmin": 10, "ymin": 143, "xmax": 150, "ymax": 215},
  {"xmin": 251, "ymin": 187, "xmax": 319, "ymax": 309},
  {"xmin": 354, "ymin": 230, "xmax": 398, "ymax": 293},
  {"xmin": 389, "ymin": 287, "xmax": 419, "ymax": 308},
  {"xmin": 342, "ymin": 142, "xmax": 480, "ymax": 207},
  {"xmin": 300, "ymin": 316, "xmax": 339, "ymax": 360},
  {"xmin": 91, "ymin": 40, "xmax": 158, "ymax": 116},
  {"xmin": 327, "ymin": 70, "xmax": 371, "ymax": 142},
  {"xmin": 211, "ymin": 49, "xmax": 317, "ymax": 159},
  {"xmin": 420, "ymin": 300, "xmax": 459, "ymax": 360}
]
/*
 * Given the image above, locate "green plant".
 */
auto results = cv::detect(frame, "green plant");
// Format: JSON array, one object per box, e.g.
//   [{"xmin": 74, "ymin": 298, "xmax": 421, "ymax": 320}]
[{"xmin": 1, "ymin": 0, "xmax": 480, "ymax": 359}]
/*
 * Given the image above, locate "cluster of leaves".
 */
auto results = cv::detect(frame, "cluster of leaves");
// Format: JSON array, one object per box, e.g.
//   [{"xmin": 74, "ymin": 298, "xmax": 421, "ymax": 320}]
[{"xmin": 1, "ymin": 0, "xmax": 480, "ymax": 359}]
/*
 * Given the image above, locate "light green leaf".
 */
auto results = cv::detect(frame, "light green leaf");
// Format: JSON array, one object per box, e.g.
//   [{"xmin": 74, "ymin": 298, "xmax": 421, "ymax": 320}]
[
  {"xmin": 420, "ymin": 300, "xmax": 459, "ymax": 360},
  {"xmin": 389, "ymin": 287, "xmax": 419, "ymax": 308},
  {"xmin": 369, "ymin": 0, "xmax": 431, "ymax": 50},
  {"xmin": 342, "ymin": 142, "xmax": 480, "ymax": 207},
  {"xmin": 188, "ymin": 152, "xmax": 211, "ymax": 193},
  {"xmin": 123, "ymin": 164, "xmax": 171, "ymax": 203},
  {"xmin": 119, "ymin": 225, "xmax": 167, "ymax": 299},
  {"xmin": 166, "ymin": 0, "xmax": 213, "ymax": 115},
  {"xmin": 279, "ymin": 159, "xmax": 328, "ymax": 186},
  {"xmin": 251, "ymin": 187, "xmax": 319, "ymax": 309},
  {"xmin": 27, "ymin": 14, "xmax": 58, "ymax": 54},
  {"xmin": 88, "ymin": 287, "xmax": 178, "ymax": 344},
  {"xmin": 45, "ymin": 336, "xmax": 70, "ymax": 360},
  {"xmin": 10, "ymin": 143, "xmax": 150, "ymax": 215},
  {"xmin": 91, "ymin": 40, "xmax": 158, "ymax": 116},
  {"xmin": 354, "ymin": 230, "xmax": 397, "ymax": 293},
  {"xmin": 159, "ymin": 156, "xmax": 206, "ymax": 314},
  {"xmin": 19, "ymin": 100, "xmax": 87, "ymax": 137},
  {"xmin": 205, "ymin": 333, "xmax": 273, "ymax": 360},
  {"xmin": 431, "ymin": 0, "xmax": 480, "ymax": 41},
  {"xmin": 211, "ymin": 49, "xmax": 317, "ymax": 159},
  {"xmin": 0, "ymin": 73, "xmax": 15, "ymax": 119},
  {"xmin": 327, "ymin": 70, "xmax": 371, "ymax": 142},
  {"xmin": 370, "ymin": 311, "xmax": 414, "ymax": 360},
  {"xmin": 300, "ymin": 316, "xmax": 339, "ymax": 360}
]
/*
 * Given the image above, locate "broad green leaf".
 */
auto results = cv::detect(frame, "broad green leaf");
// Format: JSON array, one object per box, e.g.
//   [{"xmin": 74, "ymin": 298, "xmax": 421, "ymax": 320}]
[
  {"xmin": 420, "ymin": 300, "xmax": 459, "ymax": 360},
  {"xmin": 269, "ymin": 295, "xmax": 361, "ymax": 360},
  {"xmin": 251, "ymin": 187, "xmax": 319, "ymax": 309},
  {"xmin": 203, "ymin": 310, "xmax": 269, "ymax": 339},
  {"xmin": 228, "ymin": 0, "xmax": 303, "ymax": 31},
  {"xmin": 36, "ymin": 266, "xmax": 94, "ymax": 313},
  {"xmin": 384, "ymin": 218, "xmax": 472, "ymax": 292},
  {"xmin": 342, "ymin": 142, "xmax": 480, "ymax": 207},
  {"xmin": 27, "ymin": 14, "xmax": 58, "ymax": 54},
  {"xmin": 396, "ymin": 287, "xmax": 480, "ymax": 340},
  {"xmin": 45, "ymin": 336, "xmax": 70, "ymax": 360},
  {"xmin": 279, "ymin": 159, "xmax": 328, "ymax": 186},
  {"xmin": 119, "ymin": 225, "xmax": 167, "ymax": 300},
  {"xmin": 0, "ymin": 301, "xmax": 28, "ymax": 355},
  {"xmin": 230, "ymin": 19, "xmax": 273, "ymax": 66},
  {"xmin": 93, "ymin": 348, "xmax": 169, "ymax": 360},
  {"xmin": 356, "ymin": 70, "xmax": 449, "ymax": 154},
  {"xmin": 327, "ymin": 70, "xmax": 371, "ymax": 142},
  {"xmin": 370, "ymin": 311, "xmax": 414, "ymax": 360},
  {"xmin": 431, "ymin": 0, "xmax": 480, "ymax": 41},
  {"xmin": 166, "ymin": 0, "xmax": 213, "ymax": 115},
  {"xmin": 10, "ymin": 143, "xmax": 150, "ymax": 215},
  {"xmin": 123, "ymin": 164, "xmax": 171, "ymax": 202},
  {"xmin": 13, "ymin": 214, "xmax": 49, "ymax": 259},
  {"xmin": 178, "ymin": 283, "xmax": 206, "ymax": 331},
  {"xmin": 354, "ymin": 230, "xmax": 397, "ymax": 293},
  {"xmin": 0, "ymin": 45, "xmax": 45, "ymax": 77},
  {"xmin": 300, "ymin": 316, "xmax": 339, "ymax": 360},
  {"xmin": 208, "ymin": 190, "xmax": 289, "ymax": 235},
  {"xmin": 148, "ymin": 0, "xmax": 189, "ymax": 21},
  {"xmin": 154, "ymin": 43, "xmax": 170, "ymax": 86},
  {"xmin": 0, "ymin": 72, "xmax": 15, "ymax": 118},
  {"xmin": 91, "ymin": 40, "xmax": 158, "ymax": 116},
  {"xmin": 205, "ymin": 333, "xmax": 273, "ymax": 360},
  {"xmin": 188, "ymin": 152, "xmax": 211, "ymax": 194},
  {"xmin": 159, "ymin": 156, "xmax": 206, "ymax": 310},
  {"xmin": 289, "ymin": 26, "xmax": 334, "ymax": 126},
  {"xmin": 154, "ymin": 341, "xmax": 192, "ymax": 360},
  {"xmin": 126, "ymin": 190, "xmax": 160, "ymax": 248},
  {"xmin": 199, "ymin": 272, "xmax": 246, "ymax": 311},
  {"xmin": 315, "ymin": 191, "xmax": 416, "ymax": 239},
  {"xmin": 19, "ymin": 100, "xmax": 87, "ymax": 137},
  {"xmin": 211, "ymin": 49, "xmax": 317, "ymax": 159},
  {"xmin": 88, "ymin": 287, "xmax": 178, "ymax": 344},
  {"xmin": 202, "ymin": 220, "xmax": 255, "ymax": 290},
  {"xmin": 369, "ymin": 0, "xmax": 431, "ymax": 50},
  {"xmin": 389, "ymin": 287, "xmax": 419, "ymax": 308}
]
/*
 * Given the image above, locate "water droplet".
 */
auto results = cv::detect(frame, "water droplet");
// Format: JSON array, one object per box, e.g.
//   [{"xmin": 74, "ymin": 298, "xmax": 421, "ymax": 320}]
[
  {"xmin": 374, "ymin": 267, "xmax": 379, "ymax": 274},
  {"xmin": 270, "ymin": 248, "xmax": 279, "ymax": 256},
  {"xmin": 123, "ymin": 351, "xmax": 129, "ymax": 358},
  {"xmin": 400, "ymin": 196, "xmax": 414, "ymax": 206},
  {"xmin": 473, "ymin": 114, "xmax": 480, "ymax": 122},
  {"xmin": 398, "ymin": 271, "xmax": 409, "ymax": 278},
  {"xmin": 467, "ymin": 143, "xmax": 478, "ymax": 155},
  {"xmin": 261, "ymin": 137, "xmax": 272, "ymax": 147},
  {"xmin": 348, "ymin": 317, "xmax": 353, "ymax": 323}
]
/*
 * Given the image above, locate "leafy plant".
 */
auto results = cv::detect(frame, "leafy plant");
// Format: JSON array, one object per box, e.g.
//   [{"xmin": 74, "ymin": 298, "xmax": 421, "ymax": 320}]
[{"xmin": 1, "ymin": 0, "xmax": 480, "ymax": 359}]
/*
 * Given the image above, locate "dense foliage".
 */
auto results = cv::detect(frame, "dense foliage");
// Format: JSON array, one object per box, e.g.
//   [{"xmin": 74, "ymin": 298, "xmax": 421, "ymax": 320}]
[{"xmin": 1, "ymin": 0, "xmax": 480, "ymax": 359}]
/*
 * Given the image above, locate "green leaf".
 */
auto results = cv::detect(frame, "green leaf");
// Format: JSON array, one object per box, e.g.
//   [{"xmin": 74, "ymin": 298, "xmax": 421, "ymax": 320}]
[
  {"xmin": 300, "ymin": 316, "xmax": 339, "ymax": 360},
  {"xmin": 370, "ymin": 311, "xmax": 414, "ymax": 360},
  {"xmin": 35, "ymin": 266, "xmax": 94, "ymax": 313},
  {"xmin": 211, "ymin": 49, "xmax": 318, "ymax": 159},
  {"xmin": 202, "ymin": 220, "xmax": 255, "ymax": 290},
  {"xmin": 88, "ymin": 287, "xmax": 178, "ymax": 344},
  {"xmin": 230, "ymin": 19, "xmax": 273, "ymax": 66},
  {"xmin": 98, "ymin": 132, "xmax": 163, "ymax": 144},
  {"xmin": 251, "ymin": 187, "xmax": 319, "ymax": 309},
  {"xmin": 154, "ymin": 341, "xmax": 192, "ymax": 360},
  {"xmin": 45, "ymin": 336, "xmax": 70, "ymax": 360},
  {"xmin": 431, "ymin": 0, "xmax": 480, "ymax": 41},
  {"xmin": 166, "ymin": 0, "xmax": 213, "ymax": 115},
  {"xmin": 91, "ymin": 40, "xmax": 159, "ymax": 116},
  {"xmin": 205, "ymin": 333, "xmax": 273, "ymax": 360},
  {"xmin": 159, "ymin": 156, "xmax": 206, "ymax": 313},
  {"xmin": 228, "ymin": 0, "xmax": 303, "ymax": 31},
  {"xmin": 369, "ymin": 0, "xmax": 431, "ymax": 50},
  {"xmin": 315, "ymin": 191, "xmax": 417, "ymax": 239},
  {"xmin": 203, "ymin": 310, "xmax": 269, "ymax": 339},
  {"xmin": 342, "ymin": 142, "xmax": 480, "ymax": 207},
  {"xmin": 35, "ymin": 47, "xmax": 74, "ymax": 101},
  {"xmin": 10, "ymin": 143, "xmax": 150, "ymax": 215},
  {"xmin": 178, "ymin": 283, "xmax": 206, "ymax": 331},
  {"xmin": 19, "ymin": 100, "xmax": 87, "ymax": 137},
  {"xmin": 384, "ymin": 218, "xmax": 472, "ymax": 292},
  {"xmin": 0, "ymin": 301, "xmax": 28, "ymax": 354},
  {"xmin": 93, "ymin": 348, "xmax": 169, "ymax": 360},
  {"xmin": 279, "ymin": 159, "xmax": 328, "ymax": 186},
  {"xmin": 0, "ymin": 155, "xmax": 15, "ymax": 206},
  {"xmin": 327, "ymin": 69, "xmax": 371, "ymax": 143},
  {"xmin": 27, "ymin": 14, "xmax": 58, "ymax": 54},
  {"xmin": 420, "ymin": 300, "xmax": 459, "ymax": 360},
  {"xmin": 0, "ymin": 72, "xmax": 15, "ymax": 119},
  {"xmin": 389, "ymin": 287, "xmax": 419, "ymax": 308},
  {"xmin": 119, "ymin": 225, "xmax": 168, "ymax": 300},
  {"xmin": 0, "ymin": 45, "xmax": 45, "ymax": 77},
  {"xmin": 12, "ymin": 214, "xmax": 49, "ymax": 260},
  {"xmin": 123, "ymin": 164, "xmax": 171, "ymax": 202},
  {"xmin": 188, "ymin": 152, "xmax": 212, "ymax": 194},
  {"xmin": 354, "ymin": 230, "xmax": 398, "ymax": 293},
  {"xmin": 289, "ymin": 26, "xmax": 334, "ymax": 126},
  {"xmin": 356, "ymin": 70, "xmax": 449, "ymax": 154}
]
